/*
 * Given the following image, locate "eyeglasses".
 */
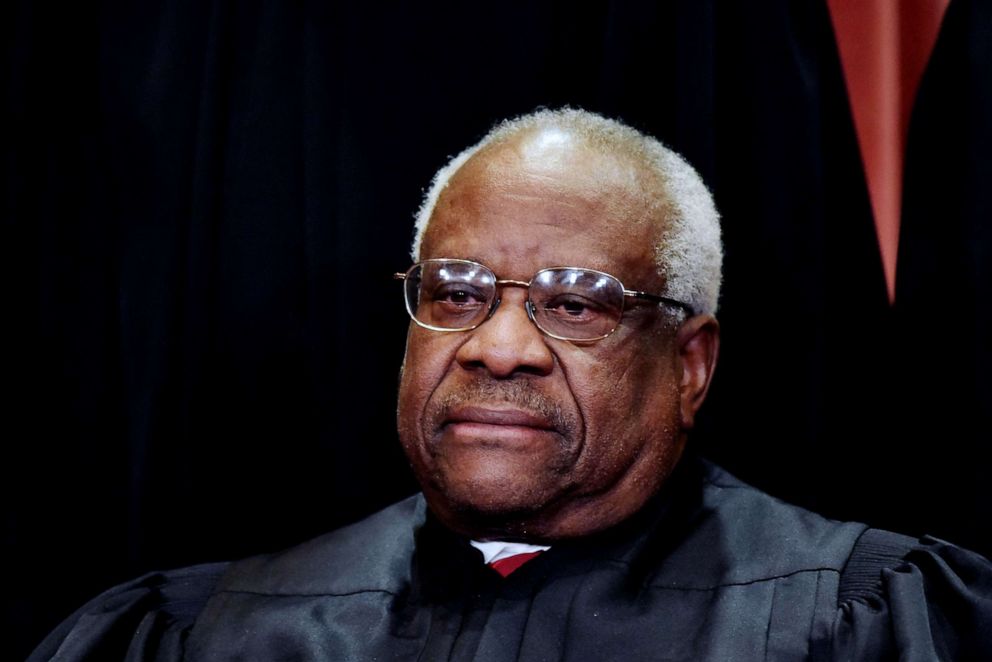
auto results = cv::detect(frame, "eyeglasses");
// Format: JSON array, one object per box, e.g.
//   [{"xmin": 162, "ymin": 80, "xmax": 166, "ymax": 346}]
[{"xmin": 394, "ymin": 258, "xmax": 693, "ymax": 342}]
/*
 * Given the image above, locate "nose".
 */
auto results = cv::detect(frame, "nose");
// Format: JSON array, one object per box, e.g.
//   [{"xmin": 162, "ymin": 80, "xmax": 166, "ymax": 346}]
[{"xmin": 454, "ymin": 288, "xmax": 555, "ymax": 378}]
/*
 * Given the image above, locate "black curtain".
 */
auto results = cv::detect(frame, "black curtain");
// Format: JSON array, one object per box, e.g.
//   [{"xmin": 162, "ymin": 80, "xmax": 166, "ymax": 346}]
[
  {"xmin": 892, "ymin": 0, "xmax": 992, "ymax": 559},
  {"xmin": 4, "ymin": 1, "xmax": 989, "ymax": 657}
]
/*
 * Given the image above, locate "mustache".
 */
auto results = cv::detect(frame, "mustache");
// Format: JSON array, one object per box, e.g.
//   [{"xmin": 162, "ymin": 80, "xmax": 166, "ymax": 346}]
[{"xmin": 428, "ymin": 380, "xmax": 576, "ymax": 436}]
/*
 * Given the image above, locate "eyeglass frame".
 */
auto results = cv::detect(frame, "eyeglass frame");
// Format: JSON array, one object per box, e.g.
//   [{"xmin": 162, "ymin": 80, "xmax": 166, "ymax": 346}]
[{"xmin": 393, "ymin": 258, "xmax": 694, "ymax": 343}]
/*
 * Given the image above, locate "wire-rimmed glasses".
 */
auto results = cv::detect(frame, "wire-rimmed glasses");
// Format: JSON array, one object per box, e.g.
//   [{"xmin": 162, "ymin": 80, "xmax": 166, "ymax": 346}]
[{"xmin": 394, "ymin": 258, "xmax": 692, "ymax": 342}]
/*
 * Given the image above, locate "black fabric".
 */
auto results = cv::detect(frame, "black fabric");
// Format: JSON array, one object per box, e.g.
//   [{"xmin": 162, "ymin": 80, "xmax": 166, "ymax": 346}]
[
  {"xmin": 28, "ymin": 562, "xmax": 229, "ymax": 661},
  {"xmin": 29, "ymin": 458, "xmax": 992, "ymax": 661},
  {"xmin": 891, "ymin": 0, "xmax": 992, "ymax": 557},
  {"xmin": 7, "ymin": 1, "xmax": 992, "ymax": 658},
  {"xmin": 838, "ymin": 528, "xmax": 917, "ymax": 607}
]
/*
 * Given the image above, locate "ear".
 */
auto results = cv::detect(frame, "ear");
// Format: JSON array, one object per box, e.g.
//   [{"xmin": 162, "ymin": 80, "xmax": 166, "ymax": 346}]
[{"xmin": 676, "ymin": 314, "xmax": 720, "ymax": 430}]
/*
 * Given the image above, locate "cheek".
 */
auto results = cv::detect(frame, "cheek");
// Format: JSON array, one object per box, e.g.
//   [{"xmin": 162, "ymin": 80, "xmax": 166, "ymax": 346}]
[
  {"xmin": 569, "ymin": 347, "xmax": 680, "ymax": 468},
  {"xmin": 574, "ymin": 347, "xmax": 671, "ymax": 416},
  {"xmin": 396, "ymin": 330, "xmax": 460, "ymax": 443}
]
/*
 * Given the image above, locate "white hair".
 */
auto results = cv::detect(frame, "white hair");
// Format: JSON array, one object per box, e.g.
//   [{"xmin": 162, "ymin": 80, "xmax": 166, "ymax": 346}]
[{"xmin": 411, "ymin": 108, "xmax": 723, "ymax": 316}]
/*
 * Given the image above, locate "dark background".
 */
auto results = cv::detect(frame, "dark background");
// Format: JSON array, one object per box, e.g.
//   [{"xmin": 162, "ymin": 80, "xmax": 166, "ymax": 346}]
[{"xmin": 4, "ymin": 1, "xmax": 990, "ymax": 657}]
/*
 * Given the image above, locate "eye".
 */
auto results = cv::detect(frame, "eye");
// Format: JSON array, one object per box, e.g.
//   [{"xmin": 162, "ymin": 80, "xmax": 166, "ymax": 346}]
[
  {"xmin": 425, "ymin": 283, "xmax": 490, "ymax": 325},
  {"xmin": 560, "ymin": 299, "xmax": 589, "ymax": 316},
  {"xmin": 432, "ymin": 283, "xmax": 486, "ymax": 306},
  {"xmin": 541, "ymin": 294, "xmax": 606, "ymax": 323}
]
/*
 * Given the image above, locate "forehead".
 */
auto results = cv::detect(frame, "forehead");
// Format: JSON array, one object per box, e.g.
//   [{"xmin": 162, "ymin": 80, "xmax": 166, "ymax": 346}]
[{"xmin": 420, "ymin": 131, "xmax": 665, "ymax": 286}]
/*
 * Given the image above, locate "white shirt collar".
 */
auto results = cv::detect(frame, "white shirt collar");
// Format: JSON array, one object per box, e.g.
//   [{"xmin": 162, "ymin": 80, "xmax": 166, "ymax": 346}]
[{"xmin": 469, "ymin": 539, "xmax": 551, "ymax": 564}]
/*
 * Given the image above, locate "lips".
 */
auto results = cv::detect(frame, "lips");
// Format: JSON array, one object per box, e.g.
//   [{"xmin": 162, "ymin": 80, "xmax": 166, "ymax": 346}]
[
  {"xmin": 443, "ymin": 405, "xmax": 556, "ymax": 431},
  {"xmin": 439, "ymin": 406, "xmax": 559, "ymax": 449}
]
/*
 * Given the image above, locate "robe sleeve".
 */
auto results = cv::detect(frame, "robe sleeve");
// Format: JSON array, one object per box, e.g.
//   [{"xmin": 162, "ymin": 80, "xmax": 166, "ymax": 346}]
[
  {"xmin": 833, "ymin": 529, "xmax": 992, "ymax": 661},
  {"xmin": 27, "ymin": 562, "xmax": 227, "ymax": 662}
]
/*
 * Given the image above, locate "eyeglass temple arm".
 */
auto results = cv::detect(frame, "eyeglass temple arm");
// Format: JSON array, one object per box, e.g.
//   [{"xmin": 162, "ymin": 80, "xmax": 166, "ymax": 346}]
[{"xmin": 624, "ymin": 289, "xmax": 694, "ymax": 315}]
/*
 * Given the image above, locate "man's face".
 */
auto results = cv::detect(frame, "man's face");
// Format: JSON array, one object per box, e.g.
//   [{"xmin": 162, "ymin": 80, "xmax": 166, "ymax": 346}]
[{"xmin": 397, "ymin": 130, "xmax": 693, "ymax": 540}]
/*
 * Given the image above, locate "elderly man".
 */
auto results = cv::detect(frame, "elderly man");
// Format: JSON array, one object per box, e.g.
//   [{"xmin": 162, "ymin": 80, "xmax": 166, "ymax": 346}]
[{"xmin": 32, "ymin": 109, "xmax": 991, "ymax": 660}]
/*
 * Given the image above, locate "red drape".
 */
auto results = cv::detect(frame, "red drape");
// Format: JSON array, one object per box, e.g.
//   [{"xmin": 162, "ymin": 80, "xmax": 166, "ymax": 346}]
[{"xmin": 827, "ymin": 0, "xmax": 949, "ymax": 301}]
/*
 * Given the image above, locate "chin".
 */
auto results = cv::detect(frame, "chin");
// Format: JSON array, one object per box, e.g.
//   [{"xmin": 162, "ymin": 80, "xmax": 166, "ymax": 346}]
[
  {"xmin": 452, "ymin": 485, "xmax": 547, "ymax": 516},
  {"xmin": 422, "ymin": 467, "xmax": 563, "ymax": 536},
  {"xmin": 444, "ymin": 468, "xmax": 554, "ymax": 510},
  {"xmin": 422, "ymin": 433, "xmax": 569, "ymax": 502}
]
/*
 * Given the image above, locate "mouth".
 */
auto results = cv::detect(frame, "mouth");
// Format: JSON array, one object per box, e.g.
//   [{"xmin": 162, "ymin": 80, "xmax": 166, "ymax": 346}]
[
  {"xmin": 445, "ymin": 405, "xmax": 555, "ymax": 429},
  {"xmin": 441, "ymin": 405, "xmax": 558, "ymax": 447}
]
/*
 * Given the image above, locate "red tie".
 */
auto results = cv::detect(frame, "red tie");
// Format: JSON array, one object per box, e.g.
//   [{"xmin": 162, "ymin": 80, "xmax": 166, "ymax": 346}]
[{"xmin": 488, "ymin": 551, "xmax": 543, "ymax": 577}]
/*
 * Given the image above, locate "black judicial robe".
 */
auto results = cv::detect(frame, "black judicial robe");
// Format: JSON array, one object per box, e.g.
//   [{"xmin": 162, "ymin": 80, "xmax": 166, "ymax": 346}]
[{"xmin": 30, "ymin": 458, "xmax": 992, "ymax": 660}]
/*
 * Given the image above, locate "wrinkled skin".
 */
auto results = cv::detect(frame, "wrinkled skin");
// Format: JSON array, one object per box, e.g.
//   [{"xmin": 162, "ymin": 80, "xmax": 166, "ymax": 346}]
[{"xmin": 397, "ymin": 127, "xmax": 719, "ymax": 542}]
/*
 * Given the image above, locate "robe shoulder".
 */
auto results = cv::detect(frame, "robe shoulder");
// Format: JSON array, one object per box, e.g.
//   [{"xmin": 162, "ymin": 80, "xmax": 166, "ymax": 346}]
[
  {"xmin": 27, "ymin": 496, "xmax": 426, "ymax": 661},
  {"xmin": 833, "ymin": 528, "xmax": 992, "ymax": 660},
  {"xmin": 27, "ymin": 561, "xmax": 229, "ymax": 662},
  {"xmin": 215, "ymin": 493, "xmax": 424, "ymax": 596},
  {"xmin": 694, "ymin": 462, "xmax": 992, "ymax": 659},
  {"xmin": 653, "ymin": 460, "xmax": 870, "ymax": 587}
]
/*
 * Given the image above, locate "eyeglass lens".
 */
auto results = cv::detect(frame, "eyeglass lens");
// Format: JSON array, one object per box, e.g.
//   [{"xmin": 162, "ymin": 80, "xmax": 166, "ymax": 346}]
[{"xmin": 404, "ymin": 260, "xmax": 626, "ymax": 340}]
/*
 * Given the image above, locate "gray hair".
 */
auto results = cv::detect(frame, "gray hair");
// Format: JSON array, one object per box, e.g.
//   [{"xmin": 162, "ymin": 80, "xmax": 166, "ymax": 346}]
[{"xmin": 411, "ymin": 108, "xmax": 723, "ymax": 316}]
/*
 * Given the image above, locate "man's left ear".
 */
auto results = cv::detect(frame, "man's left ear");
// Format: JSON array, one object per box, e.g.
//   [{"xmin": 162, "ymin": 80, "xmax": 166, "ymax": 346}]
[{"xmin": 676, "ymin": 314, "xmax": 720, "ymax": 430}]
